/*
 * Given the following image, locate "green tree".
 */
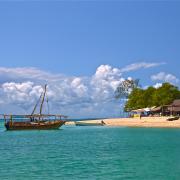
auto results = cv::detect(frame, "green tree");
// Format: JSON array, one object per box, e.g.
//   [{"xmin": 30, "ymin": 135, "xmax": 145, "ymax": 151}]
[
  {"xmin": 124, "ymin": 83, "xmax": 180, "ymax": 111},
  {"xmin": 143, "ymin": 86, "xmax": 156, "ymax": 107},
  {"xmin": 152, "ymin": 83, "xmax": 180, "ymax": 106},
  {"xmin": 124, "ymin": 88, "xmax": 145, "ymax": 111}
]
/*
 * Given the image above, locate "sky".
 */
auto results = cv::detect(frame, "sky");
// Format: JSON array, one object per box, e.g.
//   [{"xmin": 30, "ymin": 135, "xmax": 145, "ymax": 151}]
[{"xmin": 0, "ymin": 1, "xmax": 179, "ymax": 118}]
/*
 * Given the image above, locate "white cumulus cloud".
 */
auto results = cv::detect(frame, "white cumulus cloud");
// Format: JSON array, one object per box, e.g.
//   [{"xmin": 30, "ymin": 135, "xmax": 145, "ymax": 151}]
[
  {"xmin": 0, "ymin": 65, "xmax": 125, "ymax": 117},
  {"xmin": 151, "ymin": 72, "xmax": 179, "ymax": 84},
  {"xmin": 0, "ymin": 62, "xmax": 166, "ymax": 118}
]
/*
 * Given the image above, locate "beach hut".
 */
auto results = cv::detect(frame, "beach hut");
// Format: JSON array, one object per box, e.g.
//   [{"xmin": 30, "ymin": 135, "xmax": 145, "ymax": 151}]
[
  {"xmin": 151, "ymin": 99, "xmax": 180, "ymax": 116},
  {"xmin": 150, "ymin": 106, "xmax": 170, "ymax": 116},
  {"xmin": 168, "ymin": 99, "xmax": 180, "ymax": 116},
  {"xmin": 131, "ymin": 108, "xmax": 151, "ymax": 117},
  {"xmin": 171, "ymin": 99, "xmax": 180, "ymax": 106},
  {"xmin": 151, "ymin": 106, "xmax": 162, "ymax": 115}
]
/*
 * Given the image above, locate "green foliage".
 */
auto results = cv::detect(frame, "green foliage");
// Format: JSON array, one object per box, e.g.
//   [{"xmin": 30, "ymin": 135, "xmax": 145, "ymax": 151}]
[{"xmin": 124, "ymin": 83, "xmax": 180, "ymax": 111}]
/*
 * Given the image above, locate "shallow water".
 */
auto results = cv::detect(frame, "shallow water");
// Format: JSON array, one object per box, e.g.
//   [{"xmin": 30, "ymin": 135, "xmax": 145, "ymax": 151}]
[{"xmin": 0, "ymin": 121, "xmax": 180, "ymax": 180}]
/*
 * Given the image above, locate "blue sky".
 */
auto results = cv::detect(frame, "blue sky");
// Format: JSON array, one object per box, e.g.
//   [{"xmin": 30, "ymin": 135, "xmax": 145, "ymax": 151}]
[{"xmin": 0, "ymin": 1, "xmax": 179, "ymax": 117}]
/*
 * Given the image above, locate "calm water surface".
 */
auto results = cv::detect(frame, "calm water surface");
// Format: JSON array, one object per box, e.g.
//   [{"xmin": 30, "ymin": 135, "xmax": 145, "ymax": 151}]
[{"xmin": 0, "ymin": 121, "xmax": 180, "ymax": 180}]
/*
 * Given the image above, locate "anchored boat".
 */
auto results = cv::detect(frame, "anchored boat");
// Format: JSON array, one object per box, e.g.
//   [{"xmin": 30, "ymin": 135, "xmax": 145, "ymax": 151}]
[
  {"xmin": 75, "ymin": 120, "xmax": 105, "ymax": 126},
  {"xmin": 3, "ymin": 85, "xmax": 67, "ymax": 130}
]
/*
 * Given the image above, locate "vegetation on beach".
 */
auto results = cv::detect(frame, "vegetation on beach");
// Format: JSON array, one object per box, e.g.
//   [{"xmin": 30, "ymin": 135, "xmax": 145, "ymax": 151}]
[{"xmin": 124, "ymin": 83, "xmax": 180, "ymax": 111}]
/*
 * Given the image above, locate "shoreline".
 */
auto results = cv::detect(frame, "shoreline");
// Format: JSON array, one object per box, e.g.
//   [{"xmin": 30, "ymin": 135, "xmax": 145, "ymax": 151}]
[{"xmin": 65, "ymin": 117, "xmax": 180, "ymax": 128}]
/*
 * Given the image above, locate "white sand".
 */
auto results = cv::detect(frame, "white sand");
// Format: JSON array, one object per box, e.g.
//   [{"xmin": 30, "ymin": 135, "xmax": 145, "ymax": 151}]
[{"xmin": 65, "ymin": 117, "xmax": 180, "ymax": 128}]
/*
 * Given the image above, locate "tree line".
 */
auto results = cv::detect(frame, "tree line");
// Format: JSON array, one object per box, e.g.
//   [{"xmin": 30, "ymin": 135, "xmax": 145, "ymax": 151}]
[{"xmin": 124, "ymin": 83, "xmax": 180, "ymax": 111}]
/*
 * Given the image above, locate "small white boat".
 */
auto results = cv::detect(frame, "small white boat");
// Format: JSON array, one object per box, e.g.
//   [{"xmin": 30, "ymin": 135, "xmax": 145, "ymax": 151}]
[{"xmin": 75, "ymin": 120, "xmax": 105, "ymax": 126}]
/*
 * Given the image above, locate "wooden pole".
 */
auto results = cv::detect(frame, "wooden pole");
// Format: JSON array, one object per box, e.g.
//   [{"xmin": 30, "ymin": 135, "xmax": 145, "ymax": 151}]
[
  {"xmin": 31, "ymin": 92, "xmax": 43, "ymax": 115},
  {"xmin": 40, "ymin": 84, "xmax": 47, "ymax": 115},
  {"xmin": 10, "ymin": 115, "xmax": 13, "ymax": 125},
  {"xmin": 4, "ymin": 115, "xmax": 6, "ymax": 124}
]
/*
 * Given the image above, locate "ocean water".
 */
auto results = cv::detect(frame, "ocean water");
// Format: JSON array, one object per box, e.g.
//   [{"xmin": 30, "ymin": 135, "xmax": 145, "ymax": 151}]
[{"xmin": 0, "ymin": 121, "xmax": 180, "ymax": 180}]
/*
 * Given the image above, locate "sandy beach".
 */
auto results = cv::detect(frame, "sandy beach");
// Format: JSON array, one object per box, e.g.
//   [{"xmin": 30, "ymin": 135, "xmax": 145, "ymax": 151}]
[{"xmin": 66, "ymin": 117, "xmax": 180, "ymax": 128}]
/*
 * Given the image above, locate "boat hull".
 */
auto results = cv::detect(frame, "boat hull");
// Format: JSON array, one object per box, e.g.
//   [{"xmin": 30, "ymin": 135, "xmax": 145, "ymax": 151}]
[
  {"xmin": 167, "ymin": 116, "xmax": 179, "ymax": 121},
  {"xmin": 5, "ymin": 120, "xmax": 65, "ymax": 130},
  {"xmin": 75, "ymin": 121, "xmax": 105, "ymax": 126}
]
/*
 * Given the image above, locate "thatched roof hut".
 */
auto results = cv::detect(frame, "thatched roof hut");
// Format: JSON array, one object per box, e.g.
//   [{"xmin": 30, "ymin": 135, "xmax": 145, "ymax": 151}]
[
  {"xmin": 151, "ymin": 106, "xmax": 162, "ymax": 113},
  {"xmin": 130, "ymin": 100, "xmax": 180, "ymax": 116},
  {"xmin": 167, "ymin": 99, "xmax": 180, "ymax": 115},
  {"xmin": 171, "ymin": 106, "xmax": 180, "ymax": 112},
  {"xmin": 131, "ymin": 108, "xmax": 146, "ymax": 113},
  {"xmin": 171, "ymin": 99, "xmax": 180, "ymax": 106}
]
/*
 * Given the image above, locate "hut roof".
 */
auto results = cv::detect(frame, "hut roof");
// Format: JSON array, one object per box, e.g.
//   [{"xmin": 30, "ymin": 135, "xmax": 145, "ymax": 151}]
[
  {"xmin": 131, "ymin": 108, "xmax": 145, "ymax": 113},
  {"xmin": 172, "ymin": 99, "xmax": 180, "ymax": 106},
  {"xmin": 131, "ymin": 107, "xmax": 152, "ymax": 113},
  {"xmin": 168, "ymin": 106, "xmax": 180, "ymax": 112},
  {"xmin": 151, "ymin": 106, "xmax": 162, "ymax": 112}
]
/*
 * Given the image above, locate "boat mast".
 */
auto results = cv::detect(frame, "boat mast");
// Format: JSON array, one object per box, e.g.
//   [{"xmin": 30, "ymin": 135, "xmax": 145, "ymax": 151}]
[
  {"xmin": 31, "ymin": 92, "xmax": 43, "ymax": 115},
  {"xmin": 39, "ymin": 84, "xmax": 47, "ymax": 115}
]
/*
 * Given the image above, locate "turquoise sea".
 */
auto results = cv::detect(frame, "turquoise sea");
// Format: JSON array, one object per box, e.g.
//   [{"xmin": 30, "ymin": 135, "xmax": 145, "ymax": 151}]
[{"xmin": 0, "ymin": 121, "xmax": 180, "ymax": 180}]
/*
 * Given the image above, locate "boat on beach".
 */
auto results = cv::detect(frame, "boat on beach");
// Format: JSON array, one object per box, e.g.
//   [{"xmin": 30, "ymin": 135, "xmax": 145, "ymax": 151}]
[
  {"xmin": 166, "ymin": 116, "xmax": 179, "ymax": 121},
  {"xmin": 3, "ymin": 85, "xmax": 67, "ymax": 130},
  {"xmin": 75, "ymin": 120, "xmax": 105, "ymax": 126}
]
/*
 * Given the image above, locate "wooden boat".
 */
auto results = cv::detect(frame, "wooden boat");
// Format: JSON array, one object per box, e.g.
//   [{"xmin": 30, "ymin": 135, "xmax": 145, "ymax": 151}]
[
  {"xmin": 75, "ymin": 120, "xmax": 105, "ymax": 126},
  {"xmin": 4, "ymin": 114, "xmax": 66, "ymax": 130},
  {"xmin": 166, "ymin": 116, "xmax": 179, "ymax": 121},
  {"xmin": 3, "ymin": 85, "xmax": 67, "ymax": 130}
]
